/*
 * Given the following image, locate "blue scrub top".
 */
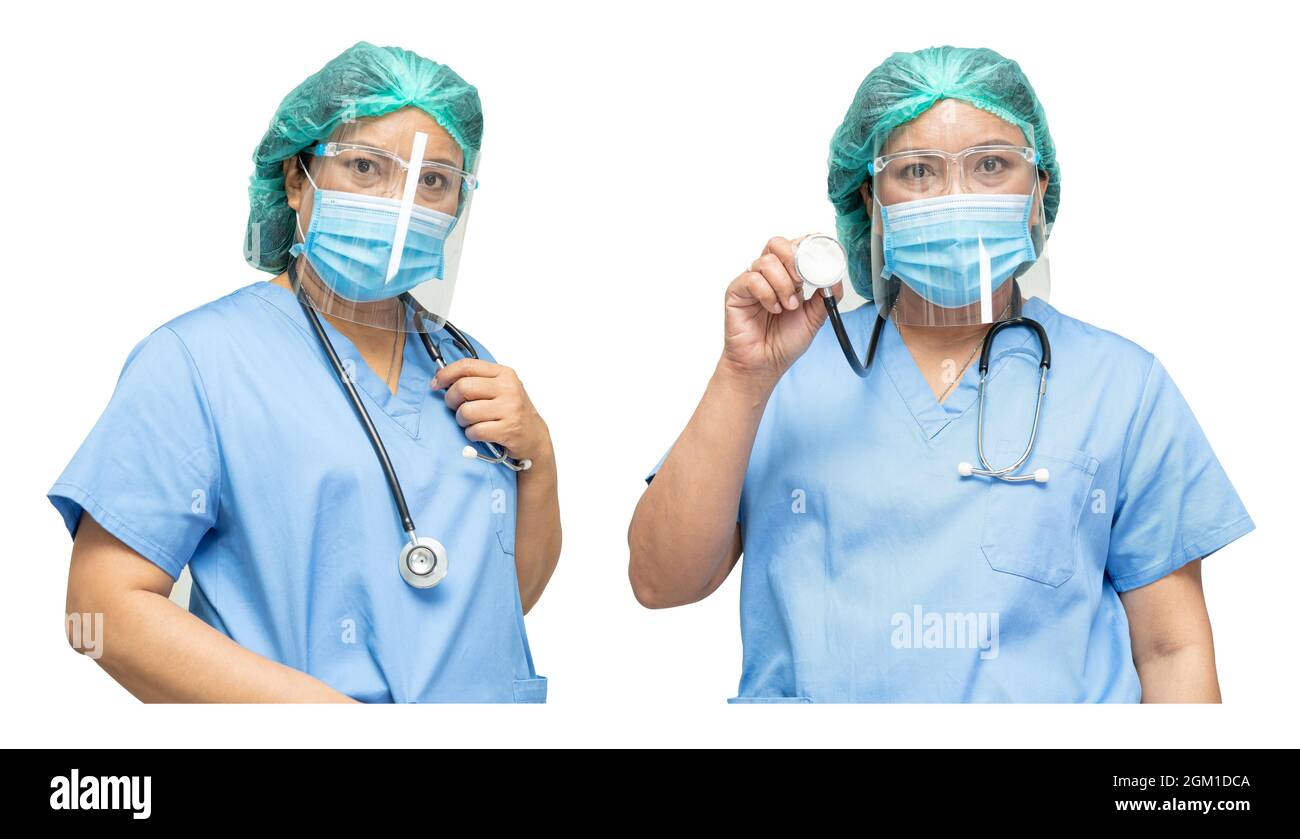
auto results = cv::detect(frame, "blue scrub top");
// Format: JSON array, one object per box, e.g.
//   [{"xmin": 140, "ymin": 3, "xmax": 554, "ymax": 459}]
[
  {"xmin": 648, "ymin": 296, "xmax": 1253, "ymax": 703},
  {"xmin": 50, "ymin": 281, "xmax": 546, "ymax": 703}
]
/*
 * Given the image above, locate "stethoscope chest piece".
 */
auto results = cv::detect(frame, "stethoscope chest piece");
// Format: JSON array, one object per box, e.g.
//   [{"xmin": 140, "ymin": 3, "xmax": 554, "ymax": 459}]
[
  {"xmin": 400, "ymin": 537, "xmax": 449, "ymax": 589},
  {"xmin": 793, "ymin": 234, "xmax": 848, "ymax": 290}
]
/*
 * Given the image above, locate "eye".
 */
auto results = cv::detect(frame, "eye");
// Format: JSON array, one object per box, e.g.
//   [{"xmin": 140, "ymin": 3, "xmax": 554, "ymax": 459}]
[
  {"xmin": 898, "ymin": 162, "xmax": 934, "ymax": 180},
  {"xmin": 346, "ymin": 154, "xmax": 385, "ymax": 179},
  {"xmin": 974, "ymin": 155, "xmax": 1008, "ymax": 174},
  {"xmin": 421, "ymin": 170, "xmax": 448, "ymax": 190}
]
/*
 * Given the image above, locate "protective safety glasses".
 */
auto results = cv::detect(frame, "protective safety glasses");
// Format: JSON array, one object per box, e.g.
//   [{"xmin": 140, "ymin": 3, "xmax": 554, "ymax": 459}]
[
  {"xmin": 308, "ymin": 141, "xmax": 478, "ymax": 211},
  {"xmin": 868, "ymin": 145, "xmax": 1038, "ymax": 203}
]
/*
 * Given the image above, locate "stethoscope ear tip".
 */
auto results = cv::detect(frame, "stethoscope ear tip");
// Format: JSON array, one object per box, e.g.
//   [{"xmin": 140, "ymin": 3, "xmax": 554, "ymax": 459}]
[
  {"xmin": 462, "ymin": 445, "xmax": 478, "ymax": 460},
  {"xmin": 1034, "ymin": 468, "xmax": 1050, "ymax": 484},
  {"xmin": 957, "ymin": 462, "xmax": 974, "ymax": 477}
]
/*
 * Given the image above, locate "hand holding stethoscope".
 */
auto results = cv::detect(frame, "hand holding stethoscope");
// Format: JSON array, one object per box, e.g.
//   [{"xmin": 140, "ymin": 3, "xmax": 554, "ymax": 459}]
[
  {"xmin": 429, "ymin": 346, "xmax": 548, "ymax": 477},
  {"xmin": 722, "ymin": 235, "xmax": 844, "ymax": 385}
]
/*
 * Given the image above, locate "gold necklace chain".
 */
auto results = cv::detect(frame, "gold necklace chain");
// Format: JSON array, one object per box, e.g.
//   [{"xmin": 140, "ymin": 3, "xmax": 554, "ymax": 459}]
[
  {"xmin": 934, "ymin": 298, "xmax": 1013, "ymax": 404},
  {"xmin": 936, "ymin": 338, "xmax": 981, "ymax": 403},
  {"xmin": 894, "ymin": 293, "xmax": 1013, "ymax": 405}
]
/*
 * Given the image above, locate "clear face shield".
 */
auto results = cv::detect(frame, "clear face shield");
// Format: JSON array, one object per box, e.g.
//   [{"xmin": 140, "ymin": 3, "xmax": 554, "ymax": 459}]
[
  {"xmin": 867, "ymin": 113, "xmax": 1050, "ymax": 327},
  {"xmin": 289, "ymin": 119, "xmax": 478, "ymax": 332}
]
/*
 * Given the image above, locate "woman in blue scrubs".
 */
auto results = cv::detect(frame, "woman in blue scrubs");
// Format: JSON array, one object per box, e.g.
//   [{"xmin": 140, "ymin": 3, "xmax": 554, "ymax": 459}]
[
  {"xmin": 52, "ymin": 42, "xmax": 559, "ymax": 702},
  {"xmin": 628, "ymin": 46, "xmax": 1253, "ymax": 703}
]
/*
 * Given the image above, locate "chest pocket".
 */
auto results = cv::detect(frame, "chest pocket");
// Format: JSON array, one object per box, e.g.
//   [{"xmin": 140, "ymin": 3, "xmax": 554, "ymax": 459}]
[{"xmin": 979, "ymin": 440, "xmax": 1099, "ymax": 587}]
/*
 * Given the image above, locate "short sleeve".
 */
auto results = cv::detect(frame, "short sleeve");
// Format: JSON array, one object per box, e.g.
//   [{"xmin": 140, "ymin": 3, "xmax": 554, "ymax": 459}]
[
  {"xmin": 1105, "ymin": 355, "xmax": 1254, "ymax": 592},
  {"xmin": 48, "ymin": 326, "xmax": 222, "ymax": 581}
]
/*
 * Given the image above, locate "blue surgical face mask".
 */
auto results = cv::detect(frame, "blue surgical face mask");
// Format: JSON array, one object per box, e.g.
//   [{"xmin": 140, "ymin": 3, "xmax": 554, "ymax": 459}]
[
  {"xmin": 290, "ymin": 161, "xmax": 457, "ymax": 303},
  {"xmin": 879, "ymin": 192, "xmax": 1037, "ymax": 309}
]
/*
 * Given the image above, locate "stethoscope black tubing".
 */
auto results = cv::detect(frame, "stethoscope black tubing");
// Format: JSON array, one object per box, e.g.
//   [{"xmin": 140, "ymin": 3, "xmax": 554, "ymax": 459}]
[
  {"xmin": 820, "ymin": 282, "xmax": 1049, "ymax": 380},
  {"xmin": 298, "ymin": 291, "xmax": 417, "ymax": 536},
  {"xmin": 822, "ymin": 292, "xmax": 889, "ymax": 379},
  {"xmin": 405, "ymin": 295, "xmax": 479, "ymax": 366},
  {"xmin": 978, "ymin": 316, "xmax": 1051, "ymax": 374},
  {"xmin": 288, "ymin": 258, "xmax": 481, "ymax": 539}
]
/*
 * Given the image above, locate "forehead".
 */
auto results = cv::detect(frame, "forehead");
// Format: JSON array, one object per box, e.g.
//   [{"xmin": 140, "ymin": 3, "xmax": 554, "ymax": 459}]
[
  {"xmin": 881, "ymin": 99, "xmax": 1028, "ymax": 154},
  {"xmin": 328, "ymin": 106, "xmax": 465, "ymax": 166}
]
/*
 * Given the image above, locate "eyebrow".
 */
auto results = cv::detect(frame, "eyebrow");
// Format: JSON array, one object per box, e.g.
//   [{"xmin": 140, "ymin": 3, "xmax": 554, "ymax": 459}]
[
  {"xmin": 333, "ymin": 138, "xmax": 462, "ymax": 167},
  {"xmin": 971, "ymin": 137, "xmax": 1022, "ymax": 148}
]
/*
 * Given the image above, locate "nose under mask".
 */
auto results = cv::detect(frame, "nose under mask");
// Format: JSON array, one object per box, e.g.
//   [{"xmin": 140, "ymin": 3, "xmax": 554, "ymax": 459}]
[{"xmin": 879, "ymin": 192, "xmax": 1037, "ymax": 309}]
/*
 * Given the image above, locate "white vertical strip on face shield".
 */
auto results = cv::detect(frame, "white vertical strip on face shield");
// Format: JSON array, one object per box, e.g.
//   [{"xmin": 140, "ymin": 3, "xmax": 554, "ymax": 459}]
[
  {"xmin": 978, "ymin": 235, "xmax": 993, "ymax": 323},
  {"xmin": 385, "ymin": 131, "xmax": 429, "ymax": 286}
]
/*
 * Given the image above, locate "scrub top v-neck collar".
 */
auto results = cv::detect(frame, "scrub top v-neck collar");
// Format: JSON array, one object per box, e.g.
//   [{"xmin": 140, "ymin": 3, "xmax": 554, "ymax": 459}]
[
  {"xmin": 871, "ymin": 298, "xmax": 1039, "ymax": 442},
  {"xmin": 247, "ymin": 281, "xmax": 433, "ymax": 439}
]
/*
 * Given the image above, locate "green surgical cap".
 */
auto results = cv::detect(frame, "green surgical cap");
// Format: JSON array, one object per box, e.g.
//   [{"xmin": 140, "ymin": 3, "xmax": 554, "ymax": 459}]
[
  {"xmin": 244, "ymin": 41, "xmax": 482, "ymax": 273},
  {"xmin": 827, "ymin": 46, "xmax": 1060, "ymax": 298}
]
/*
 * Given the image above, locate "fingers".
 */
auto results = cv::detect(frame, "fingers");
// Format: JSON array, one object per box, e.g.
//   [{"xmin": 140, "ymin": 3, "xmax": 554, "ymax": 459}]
[
  {"xmin": 752, "ymin": 244, "xmax": 801, "ymax": 312},
  {"xmin": 442, "ymin": 365, "xmax": 527, "ymax": 427},
  {"xmin": 463, "ymin": 419, "xmax": 508, "ymax": 444},
  {"xmin": 444, "ymin": 375, "xmax": 499, "ymax": 412},
  {"xmin": 443, "ymin": 365, "xmax": 540, "ymax": 464},
  {"xmin": 433, "ymin": 357, "xmax": 499, "ymax": 391},
  {"xmin": 802, "ymin": 281, "xmax": 835, "ymax": 330},
  {"xmin": 736, "ymin": 269, "xmax": 783, "ymax": 315},
  {"xmin": 761, "ymin": 236, "xmax": 803, "ymax": 304},
  {"xmin": 729, "ymin": 239, "xmax": 801, "ymax": 315},
  {"xmin": 454, "ymin": 397, "xmax": 502, "ymax": 428},
  {"xmin": 763, "ymin": 235, "xmax": 800, "ymax": 277}
]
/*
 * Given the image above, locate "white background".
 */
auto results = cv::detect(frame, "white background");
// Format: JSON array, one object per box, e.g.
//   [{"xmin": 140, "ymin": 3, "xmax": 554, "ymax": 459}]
[{"xmin": 3, "ymin": 0, "xmax": 1296, "ymax": 747}]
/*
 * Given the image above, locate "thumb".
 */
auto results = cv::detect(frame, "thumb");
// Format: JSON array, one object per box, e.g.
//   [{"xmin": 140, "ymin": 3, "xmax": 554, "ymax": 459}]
[{"xmin": 802, "ymin": 286, "xmax": 831, "ymax": 331}]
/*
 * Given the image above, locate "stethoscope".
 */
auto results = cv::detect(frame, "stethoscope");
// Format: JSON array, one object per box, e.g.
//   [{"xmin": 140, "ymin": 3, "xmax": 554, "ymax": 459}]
[
  {"xmin": 288, "ymin": 256, "xmax": 531, "ymax": 589},
  {"xmin": 792, "ymin": 234, "xmax": 1053, "ymax": 484}
]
